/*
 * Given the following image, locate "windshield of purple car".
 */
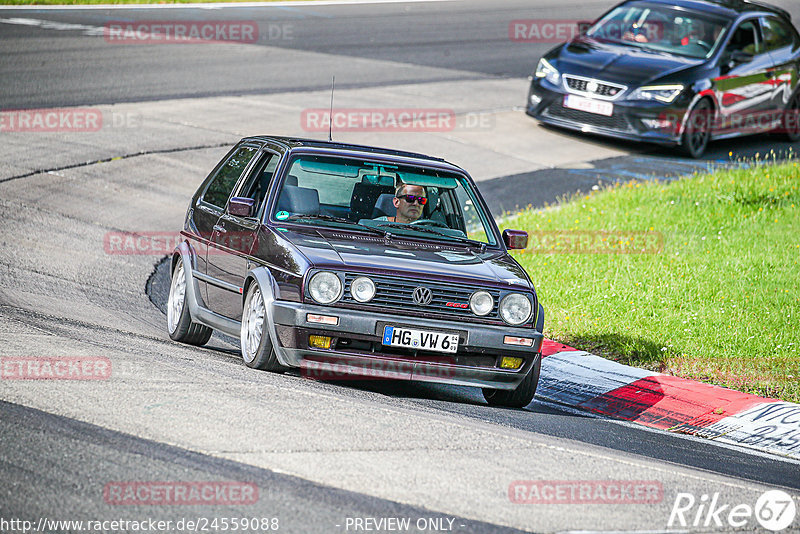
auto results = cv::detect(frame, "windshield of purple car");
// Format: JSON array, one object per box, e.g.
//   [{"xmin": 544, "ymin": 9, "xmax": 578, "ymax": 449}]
[
  {"xmin": 271, "ymin": 154, "xmax": 496, "ymax": 246},
  {"xmin": 586, "ymin": 2, "xmax": 729, "ymax": 59}
]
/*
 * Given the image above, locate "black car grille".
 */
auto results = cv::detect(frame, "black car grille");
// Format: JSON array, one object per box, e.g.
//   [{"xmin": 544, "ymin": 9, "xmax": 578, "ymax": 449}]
[
  {"xmin": 340, "ymin": 273, "xmax": 504, "ymax": 321},
  {"xmin": 564, "ymin": 76, "xmax": 625, "ymax": 99},
  {"xmin": 546, "ymin": 103, "xmax": 631, "ymax": 131}
]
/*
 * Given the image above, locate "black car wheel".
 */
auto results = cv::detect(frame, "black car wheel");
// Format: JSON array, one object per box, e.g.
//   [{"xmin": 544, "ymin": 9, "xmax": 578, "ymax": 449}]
[
  {"xmin": 240, "ymin": 283, "xmax": 285, "ymax": 372},
  {"xmin": 681, "ymin": 99, "xmax": 713, "ymax": 159},
  {"xmin": 784, "ymin": 91, "xmax": 800, "ymax": 142},
  {"xmin": 482, "ymin": 356, "xmax": 541, "ymax": 408},
  {"xmin": 167, "ymin": 260, "xmax": 213, "ymax": 345}
]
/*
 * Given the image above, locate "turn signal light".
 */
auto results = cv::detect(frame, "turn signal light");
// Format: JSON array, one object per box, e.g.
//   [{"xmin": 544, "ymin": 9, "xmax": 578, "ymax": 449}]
[
  {"xmin": 309, "ymin": 335, "xmax": 332, "ymax": 349},
  {"xmin": 500, "ymin": 357, "xmax": 524, "ymax": 369},
  {"xmin": 307, "ymin": 313, "xmax": 339, "ymax": 325},
  {"xmin": 503, "ymin": 336, "xmax": 534, "ymax": 347}
]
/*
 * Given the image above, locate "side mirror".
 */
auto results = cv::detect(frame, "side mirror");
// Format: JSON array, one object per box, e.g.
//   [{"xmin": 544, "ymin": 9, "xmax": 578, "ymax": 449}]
[
  {"xmin": 503, "ymin": 229, "xmax": 528, "ymax": 250},
  {"xmin": 577, "ymin": 21, "xmax": 593, "ymax": 35},
  {"xmin": 730, "ymin": 50, "xmax": 753, "ymax": 64},
  {"xmin": 228, "ymin": 197, "xmax": 255, "ymax": 217}
]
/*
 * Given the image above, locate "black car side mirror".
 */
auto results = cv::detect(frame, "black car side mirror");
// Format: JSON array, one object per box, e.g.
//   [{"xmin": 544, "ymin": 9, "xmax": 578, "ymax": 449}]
[
  {"xmin": 503, "ymin": 229, "xmax": 528, "ymax": 250},
  {"xmin": 229, "ymin": 197, "xmax": 255, "ymax": 217},
  {"xmin": 730, "ymin": 50, "xmax": 753, "ymax": 64}
]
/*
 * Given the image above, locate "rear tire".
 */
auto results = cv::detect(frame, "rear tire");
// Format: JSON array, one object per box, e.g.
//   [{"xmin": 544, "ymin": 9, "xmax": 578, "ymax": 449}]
[
  {"xmin": 483, "ymin": 355, "xmax": 541, "ymax": 408},
  {"xmin": 784, "ymin": 91, "xmax": 800, "ymax": 142},
  {"xmin": 240, "ymin": 283, "xmax": 284, "ymax": 372},
  {"xmin": 681, "ymin": 99, "xmax": 712, "ymax": 159},
  {"xmin": 167, "ymin": 260, "xmax": 212, "ymax": 346}
]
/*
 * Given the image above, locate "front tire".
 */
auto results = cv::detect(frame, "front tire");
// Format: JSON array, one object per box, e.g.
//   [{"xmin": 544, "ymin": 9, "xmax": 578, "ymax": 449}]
[
  {"xmin": 681, "ymin": 99, "xmax": 712, "ymax": 159},
  {"xmin": 240, "ymin": 283, "xmax": 284, "ymax": 372},
  {"xmin": 167, "ymin": 260, "xmax": 212, "ymax": 345},
  {"xmin": 483, "ymin": 355, "xmax": 541, "ymax": 408}
]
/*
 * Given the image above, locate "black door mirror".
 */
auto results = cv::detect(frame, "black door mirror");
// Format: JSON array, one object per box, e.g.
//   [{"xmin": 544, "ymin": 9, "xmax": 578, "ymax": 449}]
[
  {"xmin": 503, "ymin": 229, "xmax": 528, "ymax": 250},
  {"xmin": 730, "ymin": 50, "xmax": 754, "ymax": 64},
  {"xmin": 228, "ymin": 197, "xmax": 255, "ymax": 217}
]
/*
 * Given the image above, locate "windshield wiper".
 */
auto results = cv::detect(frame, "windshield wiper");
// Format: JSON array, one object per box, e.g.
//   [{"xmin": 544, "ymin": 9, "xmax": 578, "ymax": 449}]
[
  {"xmin": 284, "ymin": 214, "xmax": 391, "ymax": 237},
  {"xmin": 374, "ymin": 222, "xmax": 487, "ymax": 252}
]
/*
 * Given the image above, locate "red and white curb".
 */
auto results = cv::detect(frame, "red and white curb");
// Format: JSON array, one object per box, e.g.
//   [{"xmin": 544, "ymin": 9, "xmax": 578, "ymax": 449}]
[{"xmin": 538, "ymin": 340, "xmax": 800, "ymax": 461}]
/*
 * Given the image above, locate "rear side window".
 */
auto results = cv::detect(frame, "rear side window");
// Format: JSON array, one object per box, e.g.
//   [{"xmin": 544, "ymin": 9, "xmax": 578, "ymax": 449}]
[
  {"xmin": 203, "ymin": 146, "xmax": 259, "ymax": 208},
  {"xmin": 762, "ymin": 17, "xmax": 798, "ymax": 52}
]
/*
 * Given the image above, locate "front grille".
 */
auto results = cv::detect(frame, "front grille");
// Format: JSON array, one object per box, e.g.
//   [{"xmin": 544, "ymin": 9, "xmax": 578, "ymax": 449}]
[
  {"xmin": 564, "ymin": 75, "xmax": 626, "ymax": 100},
  {"xmin": 546, "ymin": 103, "xmax": 631, "ymax": 131},
  {"xmin": 340, "ymin": 273, "xmax": 503, "ymax": 320}
]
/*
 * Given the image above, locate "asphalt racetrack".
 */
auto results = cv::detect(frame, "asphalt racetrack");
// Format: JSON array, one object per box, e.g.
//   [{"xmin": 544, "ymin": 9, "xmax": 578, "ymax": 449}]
[{"xmin": 1, "ymin": 1, "xmax": 799, "ymax": 533}]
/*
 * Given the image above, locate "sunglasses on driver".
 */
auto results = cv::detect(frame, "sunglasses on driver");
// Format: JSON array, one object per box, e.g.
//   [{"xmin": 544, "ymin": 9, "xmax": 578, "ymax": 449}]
[{"xmin": 396, "ymin": 194, "xmax": 428, "ymax": 205}]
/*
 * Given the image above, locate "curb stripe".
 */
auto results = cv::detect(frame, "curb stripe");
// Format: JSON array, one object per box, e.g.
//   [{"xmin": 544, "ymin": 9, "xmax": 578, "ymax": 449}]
[{"xmin": 539, "ymin": 340, "xmax": 800, "ymax": 460}]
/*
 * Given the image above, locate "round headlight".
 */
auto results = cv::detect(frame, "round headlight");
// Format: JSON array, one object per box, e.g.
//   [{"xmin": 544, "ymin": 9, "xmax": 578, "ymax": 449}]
[
  {"xmin": 499, "ymin": 293, "xmax": 532, "ymax": 325},
  {"xmin": 351, "ymin": 276, "xmax": 376, "ymax": 303},
  {"xmin": 469, "ymin": 290, "xmax": 493, "ymax": 316},
  {"xmin": 308, "ymin": 271, "xmax": 342, "ymax": 305}
]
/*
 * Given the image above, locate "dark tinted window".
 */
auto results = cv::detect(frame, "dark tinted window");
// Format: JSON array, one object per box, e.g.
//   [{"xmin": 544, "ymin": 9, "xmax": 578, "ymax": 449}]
[
  {"xmin": 762, "ymin": 17, "xmax": 797, "ymax": 52},
  {"xmin": 727, "ymin": 20, "xmax": 761, "ymax": 55},
  {"xmin": 203, "ymin": 146, "xmax": 258, "ymax": 208},
  {"xmin": 237, "ymin": 152, "xmax": 280, "ymax": 215}
]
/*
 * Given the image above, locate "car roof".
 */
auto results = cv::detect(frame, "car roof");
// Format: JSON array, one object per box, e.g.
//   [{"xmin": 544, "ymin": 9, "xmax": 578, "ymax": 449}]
[
  {"xmin": 629, "ymin": 0, "xmax": 791, "ymax": 21},
  {"xmin": 242, "ymin": 135, "xmax": 465, "ymax": 173}
]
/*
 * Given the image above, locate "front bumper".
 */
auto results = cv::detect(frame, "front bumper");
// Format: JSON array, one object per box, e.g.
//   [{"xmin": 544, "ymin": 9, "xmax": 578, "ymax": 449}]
[
  {"xmin": 270, "ymin": 300, "xmax": 543, "ymax": 390},
  {"xmin": 527, "ymin": 79, "xmax": 688, "ymax": 145}
]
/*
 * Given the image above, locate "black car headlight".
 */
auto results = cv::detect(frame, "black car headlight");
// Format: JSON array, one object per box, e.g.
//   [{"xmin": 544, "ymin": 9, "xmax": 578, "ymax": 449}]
[
  {"xmin": 499, "ymin": 293, "xmax": 532, "ymax": 325},
  {"xmin": 628, "ymin": 84, "xmax": 685, "ymax": 103},
  {"xmin": 350, "ymin": 276, "xmax": 376, "ymax": 303},
  {"xmin": 469, "ymin": 290, "xmax": 494, "ymax": 316},
  {"xmin": 308, "ymin": 272, "xmax": 342, "ymax": 305},
  {"xmin": 535, "ymin": 58, "xmax": 561, "ymax": 86}
]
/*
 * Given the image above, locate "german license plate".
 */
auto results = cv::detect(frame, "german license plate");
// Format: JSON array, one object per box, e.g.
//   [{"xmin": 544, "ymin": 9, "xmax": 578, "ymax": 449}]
[
  {"xmin": 382, "ymin": 326, "xmax": 458, "ymax": 354},
  {"xmin": 564, "ymin": 95, "xmax": 614, "ymax": 116}
]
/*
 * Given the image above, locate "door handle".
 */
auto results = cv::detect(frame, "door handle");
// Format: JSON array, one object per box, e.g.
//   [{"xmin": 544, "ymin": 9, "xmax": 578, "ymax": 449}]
[{"xmin": 213, "ymin": 224, "xmax": 227, "ymax": 233}]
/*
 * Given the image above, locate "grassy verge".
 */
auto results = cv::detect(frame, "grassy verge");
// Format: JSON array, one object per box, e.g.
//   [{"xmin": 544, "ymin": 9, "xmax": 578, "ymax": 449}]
[{"xmin": 502, "ymin": 158, "xmax": 799, "ymax": 403}]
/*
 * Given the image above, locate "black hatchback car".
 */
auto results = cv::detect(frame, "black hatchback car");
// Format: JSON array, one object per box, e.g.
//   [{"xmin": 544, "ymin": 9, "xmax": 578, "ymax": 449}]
[
  {"xmin": 527, "ymin": 0, "xmax": 800, "ymax": 157},
  {"xmin": 167, "ymin": 137, "xmax": 545, "ymax": 408}
]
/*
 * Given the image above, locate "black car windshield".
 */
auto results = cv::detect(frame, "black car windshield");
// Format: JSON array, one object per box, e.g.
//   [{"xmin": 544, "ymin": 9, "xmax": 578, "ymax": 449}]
[
  {"xmin": 271, "ymin": 154, "xmax": 497, "ymax": 246},
  {"xmin": 586, "ymin": 2, "xmax": 730, "ymax": 59}
]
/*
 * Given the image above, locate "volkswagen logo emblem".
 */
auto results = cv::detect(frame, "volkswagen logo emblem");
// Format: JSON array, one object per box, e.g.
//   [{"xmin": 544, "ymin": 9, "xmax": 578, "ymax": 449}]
[
  {"xmin": 412, "ymin": 286, "xmax": 433, "ymax": 306},
  {"xmin": 586, "ymin": 81, "xmax": 599, "ymax": 93}
]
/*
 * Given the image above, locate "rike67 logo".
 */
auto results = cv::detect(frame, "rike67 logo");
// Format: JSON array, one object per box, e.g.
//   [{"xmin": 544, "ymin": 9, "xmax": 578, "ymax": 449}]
[{"xmin": 669, "ymin": 490, "xmax": 797, "ymax": 531}]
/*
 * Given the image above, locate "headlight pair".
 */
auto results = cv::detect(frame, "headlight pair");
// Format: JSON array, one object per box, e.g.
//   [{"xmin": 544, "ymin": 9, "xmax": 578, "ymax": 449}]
[
  {"xmin": 308, "ymin": 272, "xmax": 375, "ymax": 305},
  {"xmin": 470, "ymin": 291, "xmax": 532, "ymax": 325}
]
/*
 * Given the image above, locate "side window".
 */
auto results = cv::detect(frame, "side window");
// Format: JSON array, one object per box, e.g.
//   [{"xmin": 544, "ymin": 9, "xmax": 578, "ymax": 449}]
[
  {"xmin": 202, "ymin": 146, "xmax": 258, "ymax": 208},
  {"xmin": 727, "ymin": 20, "xmax": 761, "ymax": 55},
  {"xmin": 237, "ymin": 152, "xmax": 280, "ymax": 216},
  {"xmin": 762, "ymin": 17, "xmax": 797, "ymax": 52}
]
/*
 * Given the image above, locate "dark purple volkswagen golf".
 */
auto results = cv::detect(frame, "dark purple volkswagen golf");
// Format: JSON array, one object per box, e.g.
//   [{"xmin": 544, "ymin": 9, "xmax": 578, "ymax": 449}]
[{"xmin": 168, "ymin": 137, "xmax": 544, "ymax": 407}]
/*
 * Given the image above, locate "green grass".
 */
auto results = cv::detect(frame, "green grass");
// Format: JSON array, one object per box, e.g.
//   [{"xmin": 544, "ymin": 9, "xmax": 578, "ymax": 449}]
[{"xmin": 502, "ymin": 157, "xmax": 800, "ymax": 403}]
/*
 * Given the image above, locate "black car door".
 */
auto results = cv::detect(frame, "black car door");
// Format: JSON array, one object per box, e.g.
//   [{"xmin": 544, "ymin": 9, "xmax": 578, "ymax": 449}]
[
  {"xmin": 715, "ymin": 18, "xmax": 776, "ymax": 134},
  {"xmin": 207, "ymin": 148, "xmax": 282, "ymax": 320},
  {"xmin": 761, "ymin": 16, "xmax": 800, "ymax": 120}
]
